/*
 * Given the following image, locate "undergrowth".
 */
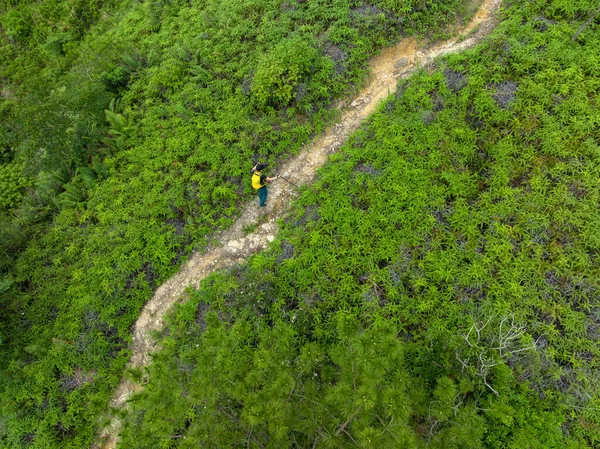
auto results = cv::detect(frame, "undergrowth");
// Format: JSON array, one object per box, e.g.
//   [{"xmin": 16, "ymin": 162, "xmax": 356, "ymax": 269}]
[
  {"xmin": 116, "ymin": 1, "xmax": 600, "ymax": 447},
  {"xmin": 0, "ymin": 0, "xmax": 471, "ymax": 447}
]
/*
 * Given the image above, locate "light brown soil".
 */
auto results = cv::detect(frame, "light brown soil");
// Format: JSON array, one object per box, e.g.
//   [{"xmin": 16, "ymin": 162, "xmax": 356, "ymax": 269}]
[
  {"xmin": 95, "ymin": 0, "xmax": 503, "ymax": 447},
  {"xmin": 0, "ymin": 87, "xmax": 14, "ymax": 99}
]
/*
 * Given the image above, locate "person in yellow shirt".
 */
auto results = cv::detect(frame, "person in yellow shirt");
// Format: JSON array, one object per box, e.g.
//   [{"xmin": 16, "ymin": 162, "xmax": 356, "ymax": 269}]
[{"xmin": 251, "ymin": 163, "xmax": 278, "ymax": 207}]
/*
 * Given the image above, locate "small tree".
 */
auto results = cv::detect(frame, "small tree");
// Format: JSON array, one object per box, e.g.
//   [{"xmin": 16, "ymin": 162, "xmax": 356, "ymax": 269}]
[{"xmin": 252, "ymin": 38, "xmax": 319, "ymax": 110}]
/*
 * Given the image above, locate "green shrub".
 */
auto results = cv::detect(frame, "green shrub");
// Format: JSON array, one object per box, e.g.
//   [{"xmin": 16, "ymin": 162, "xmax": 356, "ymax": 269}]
[
  {"xmin": 0, "ymin": 161, "xmax": 29, "ymax": 211},
  {"xmin": 2, "ymin": 7, "xmax": 33, "ymax": 42},
  {"xmin": 252, "ymin": 38, "xmax": 320, "ymax": 109}
]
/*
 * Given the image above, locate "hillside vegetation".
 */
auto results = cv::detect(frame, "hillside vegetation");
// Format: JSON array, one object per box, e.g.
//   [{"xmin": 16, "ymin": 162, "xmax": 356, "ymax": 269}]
[
  {"xmin": 116, "ymin": 0, "xmax": 600, "ymax": 447},
  {"xmin": 0, "ymin": 0, "xmax": 470, "ymax": 447}
]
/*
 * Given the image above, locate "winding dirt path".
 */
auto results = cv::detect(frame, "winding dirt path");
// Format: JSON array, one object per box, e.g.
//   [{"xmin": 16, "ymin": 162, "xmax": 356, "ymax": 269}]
[{"xmin": 96, "ymin": 0, "xmax": 502, "ymax": 446}]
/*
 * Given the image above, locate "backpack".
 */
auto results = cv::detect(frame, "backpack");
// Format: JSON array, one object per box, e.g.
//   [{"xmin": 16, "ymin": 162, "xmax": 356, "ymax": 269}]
[{"xmin": 252, "ymin": 171, "xmax": 263, "ymax": 189}]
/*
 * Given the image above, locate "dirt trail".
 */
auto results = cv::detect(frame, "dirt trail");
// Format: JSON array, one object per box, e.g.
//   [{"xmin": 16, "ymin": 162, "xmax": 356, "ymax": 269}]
[{"xmin": 96, "ymin": 0, "xmax": 502, "ymax": 446}]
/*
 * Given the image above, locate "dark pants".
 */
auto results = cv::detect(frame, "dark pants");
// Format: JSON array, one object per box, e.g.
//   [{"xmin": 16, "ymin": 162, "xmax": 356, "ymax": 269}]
[{"xmin": 258, "ymin": 186, "xmax": 268, "ymax": 207}]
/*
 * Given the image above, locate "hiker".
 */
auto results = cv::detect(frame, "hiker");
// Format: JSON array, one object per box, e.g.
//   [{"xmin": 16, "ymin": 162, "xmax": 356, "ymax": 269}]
[{"xmin": 251, "ymin": 163, "xmax": 278, "ymax": 207}]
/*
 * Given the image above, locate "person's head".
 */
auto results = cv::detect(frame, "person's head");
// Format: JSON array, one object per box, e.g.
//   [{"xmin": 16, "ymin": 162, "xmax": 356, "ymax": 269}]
[{"xmin": 255, "ymin": 163, "xmax": 269, "ymax": 171}]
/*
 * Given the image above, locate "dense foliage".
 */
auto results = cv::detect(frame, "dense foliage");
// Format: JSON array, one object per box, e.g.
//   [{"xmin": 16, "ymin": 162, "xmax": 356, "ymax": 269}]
[
  {"xmin": 117, "ymin": 0, "xmax": 600, "ymax": 447},
  {"xmin": 0, "ymin": 0, "xmax": 470, "ymax": 447}
]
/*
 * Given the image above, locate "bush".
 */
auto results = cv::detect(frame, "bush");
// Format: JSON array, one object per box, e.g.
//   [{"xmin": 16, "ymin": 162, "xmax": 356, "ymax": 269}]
[
  {"xmin": 0, "ymin": 161, "xmax": 28, "ymax": 211},
  {"xmin": 252, "ymin": 38, "xmax": 320, "ymax": 109}
]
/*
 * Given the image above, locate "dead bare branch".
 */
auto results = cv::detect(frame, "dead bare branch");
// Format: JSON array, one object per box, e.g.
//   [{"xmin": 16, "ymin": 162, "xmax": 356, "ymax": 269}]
[
  {"xmin": 457, "ymin": 314, "xmax": 538, "ymax": 396},
  {"xmin": 572, "ymin": 7, "xmax": 600, "ymax": 41}
]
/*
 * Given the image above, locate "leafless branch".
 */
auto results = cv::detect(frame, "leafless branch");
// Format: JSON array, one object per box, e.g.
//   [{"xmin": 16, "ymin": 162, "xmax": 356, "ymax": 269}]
[
  {"xmin": 572, "ymin": 7, "xmax": 600, "ymax": 41},
  {"xmin": 457, "ymin": 314, "xmax": 538, "ymax": 396},
  {"xmin": 342, "ymin": 428, "xmax": 362, "ymax": 448},
  {"xmin": 336, "ymin": 407, "xmax": 361, "ymax": 436}
]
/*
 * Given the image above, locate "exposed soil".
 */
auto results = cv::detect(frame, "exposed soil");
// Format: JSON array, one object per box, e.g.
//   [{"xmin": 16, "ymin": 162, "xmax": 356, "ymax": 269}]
[
  {"xmin": 0, "ymin": 86, "xmax": 14, "ymax": 99},
  {"xmin": 95, "ymin": 0, "xmax": 503, "ymax": 447}
]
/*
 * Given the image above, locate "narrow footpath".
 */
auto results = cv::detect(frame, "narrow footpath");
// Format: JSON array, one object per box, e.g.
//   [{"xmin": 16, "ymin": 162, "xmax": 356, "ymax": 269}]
[{"xmin": 97, "ymin": 0, "xmax": 503, "ymax": 446}]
